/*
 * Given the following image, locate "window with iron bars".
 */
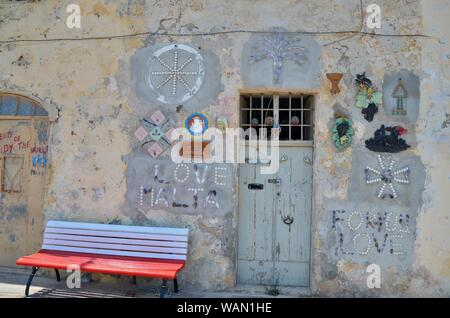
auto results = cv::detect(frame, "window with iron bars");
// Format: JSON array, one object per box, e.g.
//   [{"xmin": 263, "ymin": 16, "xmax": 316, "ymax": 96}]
[{"xmin": 240, "ymin": 93, "xmax": 314, "ymax": 141}]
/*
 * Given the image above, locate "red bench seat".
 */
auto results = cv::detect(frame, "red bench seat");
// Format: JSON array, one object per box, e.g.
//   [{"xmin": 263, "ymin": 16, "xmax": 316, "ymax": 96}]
[{"xmin": 16, "ymin": 250, "xmax": 185, "ymax": 279}]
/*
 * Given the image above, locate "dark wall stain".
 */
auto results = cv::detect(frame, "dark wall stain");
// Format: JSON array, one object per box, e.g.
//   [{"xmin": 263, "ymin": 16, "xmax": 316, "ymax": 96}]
[{"xmin": 6, "ymin": 205, "xmax": 27, "ymax": 221}]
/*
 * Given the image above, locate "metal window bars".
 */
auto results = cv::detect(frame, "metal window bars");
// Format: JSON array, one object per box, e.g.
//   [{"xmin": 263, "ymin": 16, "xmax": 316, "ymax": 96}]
[{"xmin": 240, "ymin": 94, "xmax": 313, "ymax": 141}]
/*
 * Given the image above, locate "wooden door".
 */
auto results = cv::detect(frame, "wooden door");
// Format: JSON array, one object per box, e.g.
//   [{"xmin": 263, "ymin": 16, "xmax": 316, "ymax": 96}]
[
  {"xmin": 0, "ymin": 118, "xmax": 48, "ymax": 266},
  {"xmin": 237, "ymin": 146, "xmax": 312, "ymax": 287}
]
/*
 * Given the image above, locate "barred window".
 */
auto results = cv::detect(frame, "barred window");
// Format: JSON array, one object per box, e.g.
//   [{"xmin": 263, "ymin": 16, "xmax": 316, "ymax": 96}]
[{"xmin": 240, "ymin": 93, "xmax": 314, "ymax": 141}]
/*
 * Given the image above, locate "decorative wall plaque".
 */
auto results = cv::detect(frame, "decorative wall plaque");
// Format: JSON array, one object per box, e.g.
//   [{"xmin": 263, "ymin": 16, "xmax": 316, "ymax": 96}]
[
  {"xmin": 184, "ymin": 113, "xmax": 209, "ymax": 137},
  {"xmin": 248, "ymin": 32, "xmax": 308, "ymax": 84},
  {"xmin": 134, "ymin": 110, "xmax": 175, "ymax": 158},
  {"xmin": 365, "ymin": 154, "xmax": 410, "ymax": 199},
  {"xmin": 146, "ymin": 44, "xmax": 205, "ymax": 104}
]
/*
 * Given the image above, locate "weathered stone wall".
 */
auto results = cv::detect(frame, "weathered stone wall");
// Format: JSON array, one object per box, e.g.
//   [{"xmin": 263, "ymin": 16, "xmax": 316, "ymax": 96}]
[{"xmin": 0, "ymin": 0, "xmax": 448, "ymax": 296}]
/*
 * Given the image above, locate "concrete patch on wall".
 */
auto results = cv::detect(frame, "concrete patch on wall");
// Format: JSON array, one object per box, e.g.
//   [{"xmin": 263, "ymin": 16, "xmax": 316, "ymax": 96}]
[
  {"xmin": 123, "ymin": 152, "xmax": 234, "ymax": 215},
  {"xmin": 241, "ymin": 30, "xmax": 321, "ymax": 88},
  {"xmin": 130, "ymin": 43, "xmax": 223, "ymax": 111},
  {"xmin": 382, "ymin": 70, "xmax": 420, "ymax": 123},
  {"xmin": 348, "ymin": 150, "xmax": 425, "ymax": 209},
  {"xmin": 326, "ymin": 200, "xmax": 416, "ymax": 271}
]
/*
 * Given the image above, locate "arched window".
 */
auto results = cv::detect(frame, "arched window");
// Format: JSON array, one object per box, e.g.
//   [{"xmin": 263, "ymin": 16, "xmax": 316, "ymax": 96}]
[{"xmin": 0, "ymin": 94, "xmax": 48, "ymax": 117}]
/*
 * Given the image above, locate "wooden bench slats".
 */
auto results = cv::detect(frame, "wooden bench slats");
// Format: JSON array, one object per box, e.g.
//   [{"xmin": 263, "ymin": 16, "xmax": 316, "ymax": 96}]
[
  {"xmin": 45, "ymin": 228, "xmax": 188, "ymax": 242},
  {"xmin": 44, "ymin": 233, "xmax": 188, "ymax": 248},
  {"xmin": 42, "ymin": 245, "xmax": 187, "ymax": 260},
  {"xmin": 47, "ymin": 221, "xmax": 188, "ymax": 236},
  {"xmin": 43, "ymin": 239, "xmax": 187, "ymax": 254}
]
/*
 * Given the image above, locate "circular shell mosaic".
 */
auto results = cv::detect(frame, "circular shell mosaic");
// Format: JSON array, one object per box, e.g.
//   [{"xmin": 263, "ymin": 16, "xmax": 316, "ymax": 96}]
[{"xmin": 146, "ymin": 44, "xmax": 205, "ymax": 104}]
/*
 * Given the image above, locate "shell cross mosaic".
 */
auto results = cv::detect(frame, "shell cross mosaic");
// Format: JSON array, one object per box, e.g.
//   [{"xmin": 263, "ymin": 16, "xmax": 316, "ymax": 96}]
[{"xmin": 365, "ymin": 154, "xmax": 410, "ymax": 199}]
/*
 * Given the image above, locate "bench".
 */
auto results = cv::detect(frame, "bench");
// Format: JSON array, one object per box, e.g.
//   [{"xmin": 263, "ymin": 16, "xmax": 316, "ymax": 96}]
[{"xmin": 16, "ymin": 220, "xmax": 189, "ymax": 298}]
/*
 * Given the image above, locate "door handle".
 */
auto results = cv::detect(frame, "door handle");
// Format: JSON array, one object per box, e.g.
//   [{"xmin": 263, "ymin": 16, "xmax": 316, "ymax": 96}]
[{"xmin": 248, "ymin": 183, "xmax": 264, "ymax": 190}]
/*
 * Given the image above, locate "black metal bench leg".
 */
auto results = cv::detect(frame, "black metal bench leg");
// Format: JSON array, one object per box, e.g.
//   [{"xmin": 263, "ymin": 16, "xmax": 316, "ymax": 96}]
[
  {"xmin": 55, "ymin": 269, "xmax": 61, "ymax": 282},
  {"xmin": 160, "ymin": 278, "xmax": 168, "ymax": 298},
  {"xmin": 173, "ymin": 277, "xmax": 179, "ymax": 293},
  {"xmin": 25, "ymin": 267, "xmax": 39, "ymax": 297}
]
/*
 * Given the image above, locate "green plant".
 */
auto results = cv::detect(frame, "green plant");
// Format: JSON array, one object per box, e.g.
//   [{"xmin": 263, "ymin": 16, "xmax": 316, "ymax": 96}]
[{"xmin": 265, "ymin": 286, "xmax": 280, "ymax": 296}]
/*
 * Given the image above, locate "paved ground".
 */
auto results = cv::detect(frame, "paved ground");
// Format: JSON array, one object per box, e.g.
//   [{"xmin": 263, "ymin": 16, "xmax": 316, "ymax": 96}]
[{"xmin": 0, "ymin": 267, "xmax": 310, "ymax": 298}]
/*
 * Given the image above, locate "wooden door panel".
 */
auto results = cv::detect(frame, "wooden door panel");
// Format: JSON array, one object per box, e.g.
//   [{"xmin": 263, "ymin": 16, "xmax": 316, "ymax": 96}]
[
  {"xmin": 237, "ymin": 146, "xmax": 312, "ymax": 287},
  {"xmin": 0, "ymin": 120, "xmax": 31, "ymax": 265},
  {"xmin": 0, "ymin": 119, "xmax": 48, "ymax": 266}
]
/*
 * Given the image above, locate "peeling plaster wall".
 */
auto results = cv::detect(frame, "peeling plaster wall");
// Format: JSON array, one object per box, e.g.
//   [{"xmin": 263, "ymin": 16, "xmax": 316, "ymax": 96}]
[{"xmin": 0, "ymin": 0, "xmax": 449, "ymax": 296}]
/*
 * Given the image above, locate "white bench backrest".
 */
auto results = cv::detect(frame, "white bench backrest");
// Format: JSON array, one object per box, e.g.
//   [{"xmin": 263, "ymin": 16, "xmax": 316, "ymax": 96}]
[{"xmin": 43, "ymin": 221, "xmax": 189, "ymax": 261}]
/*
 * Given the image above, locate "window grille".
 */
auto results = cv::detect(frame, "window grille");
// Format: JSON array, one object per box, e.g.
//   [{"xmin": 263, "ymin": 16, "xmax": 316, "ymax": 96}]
[{"xmin": 240, "ymin": 94, "xmax": 314, "ymax": 141}]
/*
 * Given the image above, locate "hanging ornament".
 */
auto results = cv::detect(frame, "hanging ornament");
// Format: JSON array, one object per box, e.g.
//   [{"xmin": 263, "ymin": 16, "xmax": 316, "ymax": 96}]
[
  {"xmin": 361, "ymin": 103, "xmax": 378, "ymax": 122},
  {"xmin": 326, "ymin": 73, "xmax": 343, "ymax": 95},
  {"xmin": 365, "ymin": 125, "xmax": 410, "ymax": 153},
  {"xmin": 331, "ymin": 117, "xmax": 354, "ymax": 150},
  {"xmin": 354, "ymin": 72, "xmax": 382, "ymax": 122}
]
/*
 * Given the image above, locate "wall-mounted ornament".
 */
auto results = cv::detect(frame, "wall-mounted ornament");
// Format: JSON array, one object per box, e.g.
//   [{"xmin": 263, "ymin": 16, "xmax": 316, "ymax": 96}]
[
  {"xmin": 134, "ymin": 110, "xmax": 176, "ymax": 158},
  {"xmin": 382, "ymin": 70, "xmax": 420, "ymax": 123},
  {"xmin": 365, "ymin": 154, "xmax": 410, "ymax": 199},
  {"xmin": 216, "ymin": 116, "xmax": 228, "ymax": 133},
  {"xmin": 365, "ymin": 125, "xmax": 410, "ymax": 153},
  {"xmin": 146, "ymin": 44, "xmax": 205, "ymax": 104},
  {"xmin": 184, "ymin": 112, "xmax": 209, "ymax": 137},
  {"xmin": 391, "ymin": 78, "xmax": 408, "ymax": 116},
  {"xmin": 326, "ymin": 73, "xmax": 343, "ymax": 94},
  {"xmin": 248, "ymin": 32, "xmax": 308, "ymax": 84},
  {"xmin": 354, "ymin": 73, "xmax": 382, "ymax": 122},
  {"xmin": 332, "ymin": 117, "xmax": 354, "ymax": 150}
]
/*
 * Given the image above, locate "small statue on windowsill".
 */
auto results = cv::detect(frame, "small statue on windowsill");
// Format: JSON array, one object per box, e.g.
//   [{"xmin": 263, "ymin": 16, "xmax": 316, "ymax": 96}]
[{"xmin": 365, "ymin": 125, "xmax": 410, "ymax": 153}]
